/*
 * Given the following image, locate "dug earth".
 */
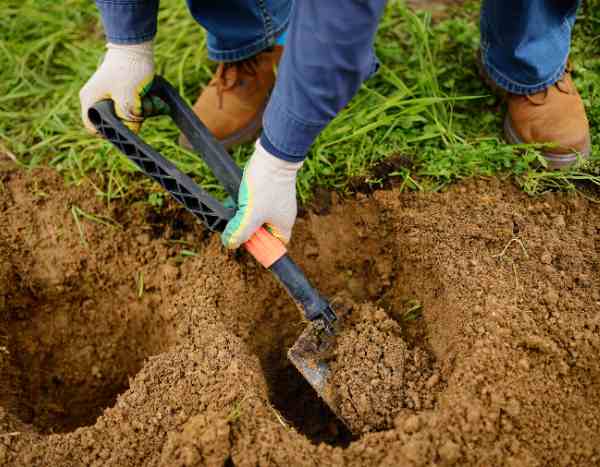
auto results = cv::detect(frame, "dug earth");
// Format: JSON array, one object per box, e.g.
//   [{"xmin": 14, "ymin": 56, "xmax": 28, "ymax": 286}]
[{"xmin": 0, "ymin": 164, "xmax": 599, "ymax": 466}]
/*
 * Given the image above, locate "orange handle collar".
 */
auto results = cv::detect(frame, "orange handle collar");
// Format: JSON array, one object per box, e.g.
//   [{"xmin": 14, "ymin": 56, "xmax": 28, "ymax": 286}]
[{"xmin": 243, "ymin": 227, "xmax": 287, "ymax": 268}]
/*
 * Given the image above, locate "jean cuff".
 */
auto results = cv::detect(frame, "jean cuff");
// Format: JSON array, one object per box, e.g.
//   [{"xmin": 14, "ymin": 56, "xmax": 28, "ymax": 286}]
[
  {"xmin": 96, "ymin": 1, "xmax": 158, "ymax": 45},
  {"xmin": 479, "ymin": 43, "xmax": 568, "ymax": 95},
  {"xmin": 262, "ymin": 98, "xmax": 325, "ymax": 163},
  {"xmin": 207, "ymin": 12, "xmax": 290, "ymax": 62}
]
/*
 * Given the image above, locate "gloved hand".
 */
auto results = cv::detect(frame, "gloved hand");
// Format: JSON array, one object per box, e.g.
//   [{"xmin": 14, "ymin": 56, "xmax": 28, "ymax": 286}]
[
  {"xmin": 222, "ymin": 140, "xmax": 303, "ymax": 249},
  {"xmin": 80, "ymin": 41, "xmax": 154, "ymax": 134}
]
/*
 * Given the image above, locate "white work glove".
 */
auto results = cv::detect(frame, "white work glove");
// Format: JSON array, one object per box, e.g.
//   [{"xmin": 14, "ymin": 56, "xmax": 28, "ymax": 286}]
[
  {"xmin": 80, "ymin": 41, "xmax": 154, "ymax": 134},
  {"xmin": 222, "ymin": 140, "xmax": 303, "ymax": 249}
]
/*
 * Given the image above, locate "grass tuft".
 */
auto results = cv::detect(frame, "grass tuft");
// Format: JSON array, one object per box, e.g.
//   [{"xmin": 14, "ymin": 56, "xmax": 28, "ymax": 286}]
[{"xmin": 1, "ymin": 0, "xmax": 599, "ymax": 203}]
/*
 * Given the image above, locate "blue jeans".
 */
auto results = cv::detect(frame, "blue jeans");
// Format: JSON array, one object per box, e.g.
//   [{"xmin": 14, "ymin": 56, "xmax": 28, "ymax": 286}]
[
  {"xmin": 95, "ymin": 0, "xmax": 291, "ymax": 61},
  {"xmin": 95, "ymin": 0, "xmax": 581, "ymax": 161},
  {"xmin": 480, "ymin": 0, "xmax": 580, "ymax": 94},
  {"xmin": 262, "ymin": 0, "xmax": 581, "ymax": 162},
  {"xmin": 185, "ymin": 0, "xmax": 290, "ymax": 61}
]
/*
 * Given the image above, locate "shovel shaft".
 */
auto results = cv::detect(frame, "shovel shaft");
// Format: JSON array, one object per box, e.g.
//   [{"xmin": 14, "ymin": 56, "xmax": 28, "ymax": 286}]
[
  {"xmin": 243, "ymin": 227, "xmax": 336, "ymax": 330},
  {"xmin": 270, "ymin": 254, "xmax": 336, "ymax": 324},
  {"xmin": 144, "ymin": 76, "xmax": 242, "ymax": 199}
]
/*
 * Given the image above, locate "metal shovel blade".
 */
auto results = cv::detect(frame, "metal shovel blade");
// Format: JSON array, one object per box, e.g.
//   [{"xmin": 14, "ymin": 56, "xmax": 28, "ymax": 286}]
[{"xmin": 287, "ymin": 320, "xmax": 352, "ymax": 432}]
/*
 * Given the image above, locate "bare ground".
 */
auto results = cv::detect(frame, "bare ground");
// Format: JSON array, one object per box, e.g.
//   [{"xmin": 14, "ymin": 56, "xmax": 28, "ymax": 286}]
[{"xmin": 1, "ymin": 164, "xmax": 599, "ymax": 466}]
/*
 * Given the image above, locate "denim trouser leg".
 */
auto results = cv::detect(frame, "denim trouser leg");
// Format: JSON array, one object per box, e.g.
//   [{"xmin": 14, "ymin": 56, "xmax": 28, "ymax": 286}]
[
  {"xmin": 262, "ymin": 0, "xmax": 386, "ymax": 162},
  {"xmin": 480, "ymin": 0, "xmax": 580, "ymax": 95},
  {"xmin": 185, "ymin": 0, "xmax": 292, "ymax": 62}
]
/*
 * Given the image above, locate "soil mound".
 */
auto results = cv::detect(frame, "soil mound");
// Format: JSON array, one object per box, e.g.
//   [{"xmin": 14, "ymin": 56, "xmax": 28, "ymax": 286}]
[
  {"xmin": 329, "ymin": 303, "xmax": 410, "ymax": 433},
  {"xmin": 1, "ymin": 167, "xmax": 599, "ymax": 466},
  {"xmin": 326, "ymin": 302, "xmax": 438, "ymax": 434}
]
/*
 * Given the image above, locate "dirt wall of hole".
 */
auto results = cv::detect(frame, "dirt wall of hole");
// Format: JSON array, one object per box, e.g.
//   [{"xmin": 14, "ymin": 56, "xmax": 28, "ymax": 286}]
[
  {"xmin": 0, "ymin": 165, "xmax": 182, "ymax": 434},
  {"xmin": 1, "ymin": 166, "xmax": 599, "ymax": 466}
]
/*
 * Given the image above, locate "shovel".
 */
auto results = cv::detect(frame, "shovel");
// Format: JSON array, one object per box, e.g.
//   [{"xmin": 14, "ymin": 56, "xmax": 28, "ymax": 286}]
[{"xmin": 89, "ymin": 76, "xmax": 351, "ymax": 430}]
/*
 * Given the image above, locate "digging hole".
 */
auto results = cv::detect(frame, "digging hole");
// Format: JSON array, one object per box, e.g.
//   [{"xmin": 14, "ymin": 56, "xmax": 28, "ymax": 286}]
[
  {"xmin": 248, "ymin": 302, "xmax": 354, "ymax": 449},
  {"xmin": 0, "ymin": 286, "xmax": 171, "ymax": 434},
  {"xmin": 261, "ymin": 347, "xmax": 353, "ymax": 447}
]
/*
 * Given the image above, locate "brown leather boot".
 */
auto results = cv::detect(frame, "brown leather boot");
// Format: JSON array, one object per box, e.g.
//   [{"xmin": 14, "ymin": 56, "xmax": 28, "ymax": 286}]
[
  {"xmin": 180, "ymin": 46, "xmax": 283, "ymax": 151},
  {"xmin": 477, "ymin": 55, "xmax": 591, "ymax": 169}
]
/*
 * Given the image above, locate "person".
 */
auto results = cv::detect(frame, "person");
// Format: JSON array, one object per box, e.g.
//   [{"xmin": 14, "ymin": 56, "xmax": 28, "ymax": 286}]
[
  {"xmin": 80, "ymin": 0, "xmax": 290, "ymax": 146},
  {"xmin": 80, "ymin": 0, "xmax": 591, "ymax": 252}
]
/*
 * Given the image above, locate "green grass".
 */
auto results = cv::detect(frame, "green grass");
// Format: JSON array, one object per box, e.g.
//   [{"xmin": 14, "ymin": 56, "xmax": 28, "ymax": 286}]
[{"xmin": 1, "ymin": 0, "xmax": 599, "ymax": 204}]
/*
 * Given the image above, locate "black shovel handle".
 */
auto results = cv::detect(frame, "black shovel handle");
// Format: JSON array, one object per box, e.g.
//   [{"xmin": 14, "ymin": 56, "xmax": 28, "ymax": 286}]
[
  {"xmin": 88, "ymin": 76, "xmax": 337, "ymax": 333},
  {"xmin": 142, "ymin": 76, "xmax": 243, "ymax": 198},
  {"xmin": 88, "ymin": 98, "xmax": 234, "ymax": 233}
]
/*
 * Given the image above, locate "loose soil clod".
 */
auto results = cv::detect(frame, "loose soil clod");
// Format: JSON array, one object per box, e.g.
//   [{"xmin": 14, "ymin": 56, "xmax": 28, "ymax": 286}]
[
  {"xmin": 1, "ymin": 167, "xmax": 599, "ymax": 466},
  {"xmin": 324, "ymin": 302, "xmax": 439, "ymax": 434}
]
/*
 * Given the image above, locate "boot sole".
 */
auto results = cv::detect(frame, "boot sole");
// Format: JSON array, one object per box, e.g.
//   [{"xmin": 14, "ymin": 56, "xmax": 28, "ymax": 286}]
[
  {"xmin": 178, "ymin": 107, "xmax": 264, "ymax": 152},
  {"xmin": 504, "ymin": 115, "xmax": 591, "ymax": 170}
]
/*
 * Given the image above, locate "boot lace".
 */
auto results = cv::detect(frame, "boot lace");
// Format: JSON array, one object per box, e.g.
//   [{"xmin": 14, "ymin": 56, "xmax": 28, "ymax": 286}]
[
  {"xmin": 210, "ymin": 57, "xmax": 260, "ymax": 108},
  {"xmin": 526, "ymin": 64, "xmax": 572, "ymax": 105}
]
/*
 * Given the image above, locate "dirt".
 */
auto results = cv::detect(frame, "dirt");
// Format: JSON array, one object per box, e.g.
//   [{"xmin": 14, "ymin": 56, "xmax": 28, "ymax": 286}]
[
  {"xmin": 407, "ymin": 0, "xmax": 465, "ymax": 20},
  {"xmin": 1, "ymin": 163, "xmax": 599, "ymax": 466},
  {"xmin": 3, "ymin": 161, "xmax": 218, "ymax": 432},
  {"xmin": 323, "ymin": 302, "xmax": 439, "ymax": 435}
]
